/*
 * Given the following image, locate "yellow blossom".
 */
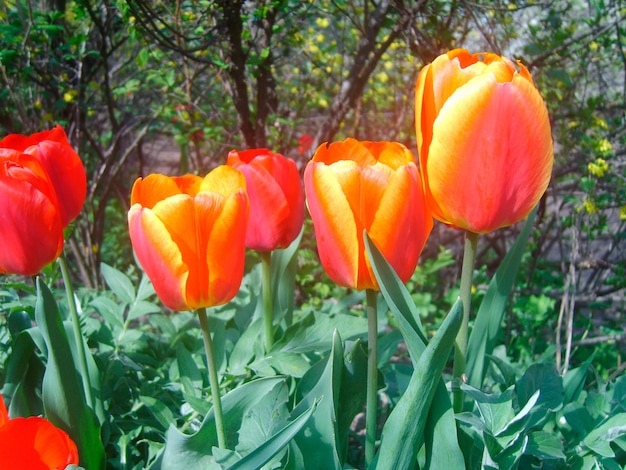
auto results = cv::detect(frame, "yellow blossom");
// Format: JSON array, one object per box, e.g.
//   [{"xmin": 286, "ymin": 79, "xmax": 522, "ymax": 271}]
[
  {"xmin": 315, "ymin": 17, "xmax": 329, "ymax": 28},
  {"xmin": 580, "ymin": 199, "xmax": 598, "ymax": 215},
  {"xmin": 620, "ymin": 206, "xmax": 626, "ymax": 220},
  {"xmin": 597, "ymin": 138, "xmax": 612, "ymax": 155},
  {"xmin": 588, "ymin": 158, "xmax": 609, "ymax": 177}
]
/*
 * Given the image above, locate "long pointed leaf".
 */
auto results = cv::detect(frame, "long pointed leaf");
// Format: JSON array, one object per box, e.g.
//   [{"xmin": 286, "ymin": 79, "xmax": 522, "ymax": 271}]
[
  {"xmin": 35, "ymin": 279, "xmax": 105, "ymax": 469},
  {"xmin": 466, "ymin": 208, "xmax": 537, "ymax": 389},
  {"xmin": 365, "ymin": 234, "xmax": 464, "ymax": 469},
  {"xmin": 374, "ymin": 299, "xmax": 462, "ymax": 470}
]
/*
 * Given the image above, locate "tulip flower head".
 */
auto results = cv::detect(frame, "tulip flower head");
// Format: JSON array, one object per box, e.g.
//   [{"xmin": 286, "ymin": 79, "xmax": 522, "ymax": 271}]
[
  {"xmin": 128, "ymin": 166, "xmax": 249, "ymax": 311},
  {"xmin": 0, "ymin": 395, "xmax": 79, "ymax": 469},
  {"xmin": 0, "ymin": 126, "xmax": 87, "ymax": 276},
  {"xmin": 227, "ymin": 148, "xmax": 304, "ymax": 251},
  {"xmin": 415, "ymin": 49, "xmax": 554, "ymax": 233},
  {"xmin": 304, "ymin": 138, "xmax": 433, "ymax": 291}
]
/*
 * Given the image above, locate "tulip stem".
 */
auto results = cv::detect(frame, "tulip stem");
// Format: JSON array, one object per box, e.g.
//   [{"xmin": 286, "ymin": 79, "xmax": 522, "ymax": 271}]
[
  {"xmin": 58, "ymin": 254, "xmax": 94, "ymax": 409},
  {"xmin": 261, "ymin": 252, "xmax": 274, "ymax": 353},
  {"xmin": 365, "ymin": 288, "xmax": 379, "ymax": 467},
  {"xmin": 453, "ymin": 231, "xmax": 479, "ymax": 413},
  {"xmin": 197, "ymin": 307, "xmax": 227, "ymax": 449}
]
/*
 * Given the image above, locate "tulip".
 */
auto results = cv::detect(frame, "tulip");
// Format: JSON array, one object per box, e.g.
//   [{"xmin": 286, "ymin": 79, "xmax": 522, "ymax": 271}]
[
  {"xmin": 0, "ymin": 125, "xmax": 87, "ymax": 275},
  {"xmin": 0, "ymin": 395, "xmax": 79, "ymax": 470},
  {"xmin": 227, "ymin": 148, "xmax": 304, "ymax": 252},
  {"xmin": 305, "ymin": 138, "xmax": 432, "ymax": 465},
  {"xmin": 128, "ymin": 166, "xmax": 249, "ymax": 311},
  {"xmin": 304, "ymin": 138, "xmax": 433, "ymax": 291},
  {"xmin": 415, "ymin": 48, "xmax": 553, "ymax": 233}
]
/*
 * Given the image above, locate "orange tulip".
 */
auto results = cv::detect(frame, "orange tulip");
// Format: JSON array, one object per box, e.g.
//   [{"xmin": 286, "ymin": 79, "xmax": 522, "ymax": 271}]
[
  {"xmin": 0, "ymin": 125, "xmax": 87, "ymax": 275},
  {"xmin": 128, "ymin": 166, "xmax": 249, "ymax": 311},
  {"xmin": 0, "ymin": 395, "xmax": 79, "ymax": 469},
  {"xmin": 227, "ymin": 148, "xmax": 304, "ymax": 251},
  {"xmin": 415, "ymin": 49, "xmax": 553, "ymax": 233},
  {"xmin": 304, "ymin": 138, "xmax": 433, "ymax": 290}
]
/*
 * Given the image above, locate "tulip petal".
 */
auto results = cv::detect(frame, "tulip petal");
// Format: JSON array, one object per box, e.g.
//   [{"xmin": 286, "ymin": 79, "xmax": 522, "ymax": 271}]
[
  {"xmin": 0, "ymin": 417, "xmax": 79, "ymax": 470},
  {"xmin": 0, "ymin": 125, "xmax": 86, "ymax": 227},
  {"xmin": 305, "ymin": 161, "xmax": 359, "ymax": 288},
  {"xmin": 0, "ymin": 396, "xmax": 8, "ymax": 427},
  {"xmin": 206, "ymin": 190, "xmax": 248, "ymax": 306},
  {"xmin": 369, "ymin": 164, "xmax": 433, "ymax": 283},
  {"xmin": 0, "ymin": 175, "xmax": 64, "ymax": 276},
  {"xmin": 128, "ymin": 204, "xmax": 189, "ymax": 311},
  {"xmin": 427, "ymin": 73, "xmax": 553, "ymax": 232},
  {"xmin": 237, "ymin": 162, "xmax": 291, "ymax": 251},
  {"xmin": 313, "ymin": 139, "xmax": 377, "ymax": 166},
  {"xmin": 28, "ymin": 139, "xmax": 86, "ymax": 226},
  {"xmin": 150, "ymin": 194, "xmax": 219, "ymax": 310},
  {"xmin": 131, "ymin": 174, "xmax": 191, "ymax": 208},
  {"xmin": 228, "ymin": 150, "xmax": 303, "ymax": 251}
]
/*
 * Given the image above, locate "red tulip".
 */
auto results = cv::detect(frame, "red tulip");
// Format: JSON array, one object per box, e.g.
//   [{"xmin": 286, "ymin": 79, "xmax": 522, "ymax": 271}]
[
  {"xmin": 0, "ymin": 395, "xmax": 79, "ymax": 470},
  {"xmin": 304, "ymin": 138, "xmax": 433, "ymax": 291},
  {"xmin": 0, "ymin": 126, "xmax": 86, "ymax": 275},
  {"xmin": 415, "ymin": 49, "xmax": 553, "ymax": 233},
  {"xmin": 227, "ymin": 148, "xmax": 304, "ymax": 251},
  {"xmin": 128, "ymin": 166, "xmax": 249, "ymax": 311}
]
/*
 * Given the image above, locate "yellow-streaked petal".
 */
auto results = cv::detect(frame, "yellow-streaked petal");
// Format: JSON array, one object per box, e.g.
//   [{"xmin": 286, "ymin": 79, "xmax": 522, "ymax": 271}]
[
  {"xmin": 128, "ymin": 204, "xmax": 189, "ymax": 311},
  {"xmin": 131, "ymin": 174, "xmax": 187, "ymax": 208},
  {"xmin": 427, "ymin": 73, "xmax": 553, "ymax": 232},
  {"xmin": 363, "ymin": 141, "xmax": 415, "ymax": 169},
  {"xmin": 368, "ymin": 164, "xmax": 432, "ymax": 284},
  {"xmin": 312, "ymin": 138, "xmax": 377, "ymax": 166},
  {"xmin": 201, "ymin": 165, "xmax": 246, "ymax": 198},
  {"xmin": 206, "ymin": 189, "xmax": 249, "ymax": 306},
  {"xmin": 304, "ymin": 161, "xmax": 359, "ymax": 288}
]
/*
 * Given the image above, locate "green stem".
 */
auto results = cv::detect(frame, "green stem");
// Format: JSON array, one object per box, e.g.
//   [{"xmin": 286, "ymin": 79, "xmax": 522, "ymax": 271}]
[
  {"xmin": 452, "ymin": 231, "xmax": 479, "ymax": 412},
  {"xmin": 365, "ymin": 288, "xmax": 379, "ymax": 467},
  {"xmin": 261, "ymin": 252, "xmax": 274, "ymax": 352},
  {"xmin": 197, "ymin": 307, "xmax": 227, "ymax": 449},
  {"xmin": 58, "ymin": 254, "xmax": 93, "ymax": 408}
]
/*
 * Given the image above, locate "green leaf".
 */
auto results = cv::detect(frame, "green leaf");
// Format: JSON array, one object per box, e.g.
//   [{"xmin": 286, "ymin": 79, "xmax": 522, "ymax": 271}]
[
  {"xmin": 292, "ymin": 330, "xmax": 345, "ymax": 470},
  {"xmin": 516, "ymin": 363, "xmax": 563, "ymax": 413},
  {"xmin": 235, "ymin": 381, "xmax": 290, "ymax": 455},
  {"xmin": 563, "ymin": 354, "xmax": 594, "ymax": 404},
  {"xmin": 336, "ymin": 340, "xmax": 368, "ymax": 462},
  {"xmin": 140, "ymin": 395, "xmax": 176, "ymax": 431},
  {"xmin": 35, "ymin": 279, "xmax": 105, "ymax": 470},
  {"xmin": 2, "ymin": 331, "xmax": 44, "ymax": 418},
  {"xmin": 364, "ymin": 232, "xmax": 428, "ymax": 359},
  {"xmin": 525, "ymin": 431, "xmax": 566, "ymax": 461},
  {"xmin": 466, "ymin": 208, "xmax": 537, "ymax": 389},
  {"xmin": 90, "ymin": 296, "xmax": 124, "ymax": 330},
  {"xmin": 271, "ymin": 228, "xmax": 303, "ymax": 324},
  {"xmin": 127, "ymin": 299, "xmax": 161, "ymax": 322},
  {"xmin": 583, "ymin": 413, "xmax": 626, "ymax": 458},
  {"xmin": 224, "ymin": 400, "xmax": 318, "ymax": 470},
  {"xmin": 460, "ymin": 385, "xmax": 516, "ymax": 436},
  {"xmin": 176, "ymin": 343, "xmax": 203, "ymax": 397},
  {"xmin": 374, "ymin": 299, "xmax": 462, "ymax": 470},
  {"xmin": 151, "ymin": 377, "xmax": 286, "ymax": 469},
  {"xmin": 101, "ymin": 262, "xmax": 135, "ymax": 305},
  {"xmin": 272, "ymin": 311, "xmax": 367, "ymax": 355}
]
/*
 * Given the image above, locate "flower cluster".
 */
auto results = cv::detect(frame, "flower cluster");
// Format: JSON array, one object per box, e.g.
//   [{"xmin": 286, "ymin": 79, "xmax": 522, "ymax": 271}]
[{"xmin": 129, "ymin": 48, "xmax": 555, "ymax": 304}]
